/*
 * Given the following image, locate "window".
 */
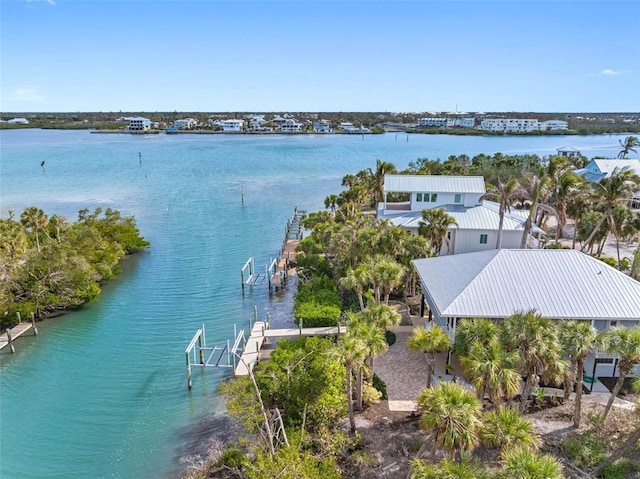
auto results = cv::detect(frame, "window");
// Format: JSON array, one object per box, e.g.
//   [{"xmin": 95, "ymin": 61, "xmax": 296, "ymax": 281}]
[
  {"xmin": 480, "ymin": 234, "xmax": 488, "ymax": 244},
  {"xmin": 416, "ymin": 193, "xmax": 422, "ymax": 202},
  {"xmin": 430, "ymin": 193, "xmax": 438, "ymax": 202},
  {"xmin": 454, "ymin": 194, "xmax": 462, "ymax": 203}
]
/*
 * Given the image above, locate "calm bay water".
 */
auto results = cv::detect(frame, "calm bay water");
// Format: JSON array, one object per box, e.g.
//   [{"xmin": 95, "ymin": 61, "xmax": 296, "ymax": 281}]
[{"xmin": 0, "ymin": 129, "xmax": 628, "ymax": 478}]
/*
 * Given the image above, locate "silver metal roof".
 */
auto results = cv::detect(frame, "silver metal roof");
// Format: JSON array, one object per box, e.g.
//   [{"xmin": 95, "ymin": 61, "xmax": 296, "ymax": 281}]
[
  {"xmin": 591, "ymin": 159, "xmax": 640, "ymax": 175},
  {"xmin": 379, "ymin": 201, "xmax": 542, "ymax": 233},
  {"xmin": 413, "ymin": 249, "xmax": 640, "ymax": 321},
  {"xmin": 384, "ymin": 175, "xmax": 486, "ymax": 194}
]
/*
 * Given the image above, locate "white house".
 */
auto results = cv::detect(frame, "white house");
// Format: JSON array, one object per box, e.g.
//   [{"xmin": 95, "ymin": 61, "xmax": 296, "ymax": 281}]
[
  {"xmin": 418, "ymin": 118, "xmax": 454, "ymax": 128},
  {"xmin": 222, "ymin": 119, "xmax": 244, "ymax": 132},
  {"xmin": 556, "ymin": 146, "xmax": 581, "ymax": 158},
  {"xmin": 128, "ymin": 117, "xmax": 151, "ymax": 131},
  {"xmin": 174, "ymin": 118, "xmax": 198, "ymax": 130},
  {"xmin": 339, "ymin": 122, "xmax": 369, "ymax": 133},
  {"xmin": 313, "ymin": 119, "xmax": 332, "ymax": 133},
  {"xmin": 412, "ymin": 249, "xmax": 640, "ymax": 377},
  {"xmin": 377, "ymin": 175, "xmax": 544, "ymax": 254},
  {"xmin": 480, "ymin": 118, "xmax": 540, "ymax": 132},
  {"xmin": 280, "ymin": 119, "xmax": 302, "ymax": 133}
]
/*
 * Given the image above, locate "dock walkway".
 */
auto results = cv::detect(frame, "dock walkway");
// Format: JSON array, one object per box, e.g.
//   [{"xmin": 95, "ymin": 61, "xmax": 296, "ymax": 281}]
[
  {"xmin": 270, "ymin": 209, "xmax": 305, "ymax": 288},
  {"xmin": 0, "ymin": 316, "xmax": 38, "ymax": 352},
  {"xmin": 233, "ymin": 321, "xmax": 347, "ymax": 377}
]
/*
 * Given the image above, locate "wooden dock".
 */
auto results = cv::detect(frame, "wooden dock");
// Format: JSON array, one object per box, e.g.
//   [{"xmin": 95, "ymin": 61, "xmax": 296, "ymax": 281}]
[
  {"xmin": 0, "ymin": 313, "xmax": 38, "ymax": 352},
  {"xmin": 270, "ymin": 209, "xmax": 305, "ymax": 289},
  {"xmin": 233, "ymin": 321, "xmax": 347, "ymax": 377}
]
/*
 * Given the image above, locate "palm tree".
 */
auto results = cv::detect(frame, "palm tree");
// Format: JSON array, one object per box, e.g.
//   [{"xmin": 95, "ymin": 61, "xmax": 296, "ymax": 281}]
[
  {"xmin": 482, "ymin": 179, "xmax": 521, "ymax": 249},
  {"xmin": 418, "ymin": 208, "xmax": 458, "ymax": 255},
  {"xmin": 617, "ymin": 135, "xmax": 640, "ymax": 158},
  {"xmin": 324, "ymin": 194, "xmax": 338, "ymax": 214},
  {"xmin": 499, "ymin": 446, "xmax": 562, "ymax": 479},
  {"xmin": 482, "ymin": 406, "xmax": 540, "ymax": 458},
  {"xmin": 500, "ymin": 310, "xmax": 564, "ymax": 413},
  {"xmin": 362, "ymin": 303, "xmax": 401, "ymax": 332},
  {"xmin": 460, "ymin": 339, "xmax": 521, "ymax": 405},
  {"xmin": 416, "ymin": 382, "xmax": 482, "ymax": 460},
  {"xmin": 340, "ymin": 265, "xmax": 368, "ymax": 311},
  {"xmin": 600, "ymin": 326, "xmax": 640, "ymax": 421},
  {"xmin": 332, "ymin": 334, "xmax": 368, "ymax": 434},
  {"xmin": 362, "ymin": 255, "xmax": 405, "ymax": 305},
  {"xmin": 369, "ymin": 159, "xmax": 397, "ymax": 206},
  {"xmin": 566, "ymin": 190, "xmax": 591, "ymax": 249},
  {"xmin": 558, "ymin": 320, "xmax": 602, "ymax": 428},
  {"xmin": 582, "ymin": 167, "xmax": 640, "ymax": 264},
  {"xmin": 20, "ymin": 206, "xmax": 48, "ymax": 253},
  {"xmin": 453, "ymin": 318, "xmax": 499, "ymax": 358},
  {"xmin": 349, "ymin": 315, "xmax": 388, "ymax": 387},
  {"xmin": 550, "ymin": 168, "xmax": 584, "ymax": 239},
  {"xmin": 408, "ymin": 325, "xmax": 450, "ymax": 389},
  {"xmin": 519, "ymin": 174, "xmax": 549, "ymax": 248}
]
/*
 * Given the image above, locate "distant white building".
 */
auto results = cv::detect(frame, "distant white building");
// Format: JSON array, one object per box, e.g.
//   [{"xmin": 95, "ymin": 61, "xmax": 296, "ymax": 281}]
[
  {"xmin": 556, "ymin": 146, "xmax": 581, "ymax": 158},
  {"xmin": 222, "ymin": 119, "xmax": 244, "ymax": 132},
  {"xmin": 542, "ymin": 120, "xmax": 569, "ymax": 131},
  {"xmin": 313, "ymin": 119, "xmax": 332, "ymax": 133},
  {"xmin": 418, "ymin": 118, "xmax": 454, "ymax": 128},
  {"xmin": 281, "ymin": 119, "xmax": 302, "ymax": 133},
  {"xmin": 7, "ymin": 118, "xmax": 30, "ymax": 124},
  {"xmin": 339, "ymin": 122, "xmax": 369, "ymax": 133},
  {"xmin": 247, "ymin": 115, "xmax": 268, "ymax": 131},
  {"xmin": 480, "ymin": 118, "xmax": 540, "ymax": 132},
  {"xmin": 128, "ymin": 117, "xmax": 151, "ymax": 131},
  {"xmin": 174, "ymin": 118, "xmax": 198, "ymax": 130}
]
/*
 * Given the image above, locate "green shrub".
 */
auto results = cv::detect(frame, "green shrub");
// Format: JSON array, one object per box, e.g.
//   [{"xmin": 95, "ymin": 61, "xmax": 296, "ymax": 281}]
[
  {"xmin": 563, "ymin": 433, "xmax": 607, "ymax": 467},
  {"xmin": 217, "ymin": 446, "xmax": 247, "ymax": 468},
  {"xmin": 372, "ymin": 373, "xmax": 387, "ymax": 399},
  {"xmin": 362, "ymin": 382, "xmax": 382, "ymax": 405}
]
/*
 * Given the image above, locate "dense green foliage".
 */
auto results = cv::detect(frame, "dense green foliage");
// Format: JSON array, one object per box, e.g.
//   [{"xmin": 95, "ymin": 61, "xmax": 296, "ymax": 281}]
[
  {"xmin": 0, "ymin": 206, "xmax": 149, "ymax": 323},
  {"xmin": 293, "ymin": 276, "xmax": 342, "ymax": 327}
]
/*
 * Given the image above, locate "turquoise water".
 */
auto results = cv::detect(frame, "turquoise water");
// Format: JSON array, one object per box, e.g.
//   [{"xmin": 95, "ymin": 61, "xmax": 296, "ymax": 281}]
[{"xmin": 0, "ymin": 129, "xmax": 628, "ymax": 478}]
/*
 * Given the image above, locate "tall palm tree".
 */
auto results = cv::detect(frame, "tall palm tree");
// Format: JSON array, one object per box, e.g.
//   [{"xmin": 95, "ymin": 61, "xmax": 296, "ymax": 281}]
[
  {"xmin": 558, "ymin": 320, "xmax": 602, "ymax": 428},
  {"xmin": 418, "ymin": 208, "xmax": 458, "ymax": 255},
  {"xmin": 417, "ymin": 382, "xmax": 482, "ymax": 461},
  {"xmin": 332, "ymin": 334, "xmax": 368, "ymax": 434},
  {"xmin": 349, "ymin": 315, "xmax": 388, "ymax": 385},
  {"xmin": 600, "ymin": 326, "xmax": 640, "ymax": 421},
  {"xmin": 460, "ymin": 339, "xmax": 521, "ymax": 405},
  {"xmin": 408, "ymin": 325, "xmax": 450, "ymax": 389},
  {"xmin": 482, "ymin": 179, "xmax": 521, "ymax": 249},
  {"xmin": 369, "ymin": 159, "xmax": 397, "ymax": 206},
  {"xmin": 481, "ymin": 406, "xmax": 540, "ymax": 458},
  {"xmin": 499, "ymin": 446, "xmax": 562, "ymax": 479},
  {"xmin": 500, "ymin": 310, "xmax": 565, "ymax": 413},
  {"xmin": 20, "ymin": 206, "xmax": 48, "ymax": 253},
  {"xmin": 582, "ymin": 167, "xmax": 640, "ymax": 264},
  {"xmin": 617, "ymin": 135, "xmax": 640, "ymax": 158},
  {"xmin": 519, "ymin": 174, "xmax": 549, "ymax": 248},
  {"xmin": 340, "ymin": 265, "xmax": 368, "ymax": 311},
  {"xmin": 550, "ymin": 169, "xmax": 584, "ymax": 239},
  {"xmin": 324, "ymin": 194, "xmax": 338, "ymax": 214},
  {"xmin": 566, "ymin": 190, "xmax": 591, "ymax": 249},
  {"xmin": 362, "ymin": 255, "xmax": 405, "ymax": 305}
]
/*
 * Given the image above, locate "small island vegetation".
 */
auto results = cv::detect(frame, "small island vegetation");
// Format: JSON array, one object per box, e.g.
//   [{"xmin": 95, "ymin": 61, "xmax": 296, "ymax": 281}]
[{"xmin": 0, "ymin": 206, "xmax": 149, "ymax": 329}]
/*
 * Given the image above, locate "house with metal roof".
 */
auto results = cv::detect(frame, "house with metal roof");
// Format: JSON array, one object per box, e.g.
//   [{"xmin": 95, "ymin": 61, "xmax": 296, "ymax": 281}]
[
  {"xmin": 574, "ymin": 159, "xmax": 640, "ymax": 208},
  {"xmin": 377, "ymin": 175, "xmax": 544, "ymax": 254},
  {"xmin": 412, "ymin": 249, "xmax": 640, "ymax": 377}
]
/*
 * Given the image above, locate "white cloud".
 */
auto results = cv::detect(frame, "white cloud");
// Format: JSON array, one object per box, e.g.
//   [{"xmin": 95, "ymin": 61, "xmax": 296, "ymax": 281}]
[
  {"xmin": 24, "ymin": 0, "xmax": 56, "ymax": 5},
  {"xmin": 589, "ymin": 69, "xmax": 628, "ymax": 76},
  {"xmin": 9, "ymin": 89, "xmax": 45, "ymax": 103}
]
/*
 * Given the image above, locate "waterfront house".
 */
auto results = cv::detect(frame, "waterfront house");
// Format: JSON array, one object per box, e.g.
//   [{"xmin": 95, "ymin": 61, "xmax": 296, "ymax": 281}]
[
  {"xmin": 313, "ymin": 119, "xmax": 332, "ymax": 133},
  {"xmin": 339, "ymin": 122, "xmax": 370, "ymax": 133},
  {"xmin": 377, "ymin": 175, "xmax": 544, "ymax": 254},
  {"xmin": 556, "ymin": 146, "xmax": 581, "ymax": 158},
  {"xmin": 412, "ymin": 249, "xmax": 640, "ymax": 378},
  {"xmin": 280, "ymin": 118, "xmax": 302, "ymax": 133},
  {"xmin": 222, "ymin": 119, "xmax": 244, "ymax": 132},
  {"xmin": 541, "ymin": 120, "xmax": 569, "ymax": 131},
  {"xmin": 128, "ymin": 117, "xmax": 151, "ymax": 131},
  {"xmin": 574, "ymin": 159, "xmax": 640, "ymax": 208},
  {"xmin": 174, "ymin": 118, "xmax": 198, "ymax": 130}
]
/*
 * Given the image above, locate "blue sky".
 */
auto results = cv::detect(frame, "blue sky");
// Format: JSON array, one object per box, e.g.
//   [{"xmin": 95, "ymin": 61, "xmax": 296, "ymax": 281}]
[{"xmin": 2, "ymin": 0, "xmax": 639, "ymax": 113}]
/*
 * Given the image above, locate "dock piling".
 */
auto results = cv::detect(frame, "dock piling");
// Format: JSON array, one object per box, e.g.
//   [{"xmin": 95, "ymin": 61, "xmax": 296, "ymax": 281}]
[
  {"xmin": 31, "ymin": 312, "xmax": 38, "ymax": 335},
  {"xmin": 7, "ymin": 329, "xmax": 14, "ymax": 353}
]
